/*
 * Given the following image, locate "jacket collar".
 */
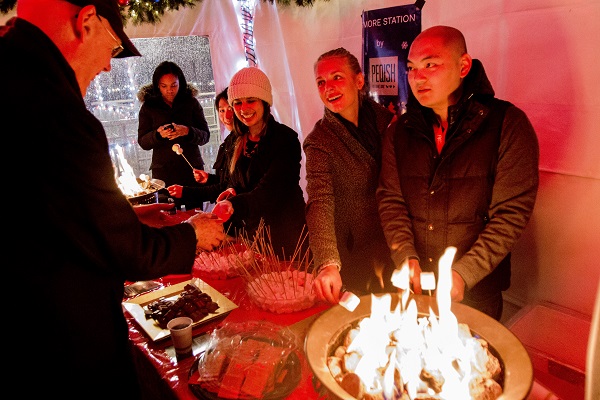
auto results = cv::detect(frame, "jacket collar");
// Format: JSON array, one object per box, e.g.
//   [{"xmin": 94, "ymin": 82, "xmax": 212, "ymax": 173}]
[{"xmin": 406, "ymin": 59, "xmax": 495, "ymax": 127}]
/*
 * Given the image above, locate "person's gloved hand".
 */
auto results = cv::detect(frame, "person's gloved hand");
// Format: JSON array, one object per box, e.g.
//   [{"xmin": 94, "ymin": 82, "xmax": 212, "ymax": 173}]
[
  {"xmin": 216, "ymin": 188, "xmax": 236, "ymax": 202},
  {"xmin": 212, "ymin": 200, "xmax": 233, "ymax": 222}
]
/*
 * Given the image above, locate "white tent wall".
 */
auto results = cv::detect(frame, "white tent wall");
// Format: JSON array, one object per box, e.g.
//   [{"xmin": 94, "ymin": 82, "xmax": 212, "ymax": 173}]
[
  {"xmin": 251, "ymin": 0, "xmax": 600, "ymax": 322},
  {"xmin": 3, "ymin": 0, "xmax": 598, "ymax": 320}
]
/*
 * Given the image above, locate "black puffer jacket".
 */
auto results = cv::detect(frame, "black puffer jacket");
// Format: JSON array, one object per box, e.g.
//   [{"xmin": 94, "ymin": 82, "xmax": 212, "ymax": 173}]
[
  {"xmin": 2, "ymin": 17, "xmax": 197, "ymax": 398},
  {"xmin": 137, "ymin": 83, "xmax": 210, "ymax": 188},
  {"xmin": 377, "ymin": 59, "xmax": 539, "ymax": 300}
]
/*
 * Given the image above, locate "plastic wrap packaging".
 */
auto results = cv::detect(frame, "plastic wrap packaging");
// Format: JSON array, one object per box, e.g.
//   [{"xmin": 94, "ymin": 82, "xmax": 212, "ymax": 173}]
[{"xmin": 189, "ymin": 320, "xmax": 301, "ymax": 399}]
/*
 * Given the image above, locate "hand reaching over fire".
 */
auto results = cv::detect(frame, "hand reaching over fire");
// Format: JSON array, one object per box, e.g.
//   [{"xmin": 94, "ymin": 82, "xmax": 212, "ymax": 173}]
[
  {"xmin": 185, "ymin": 212, "xmax": 225, "ymax": 252},
  {"xmin": 451, "ymin": 269, "xmax": 466, "ymax": 302},
  {"xmin": 313, "ymin": 263, "xmax": 344, "ymax": 304},
  {"xmin": 407, "ymin": 258, "xmax": 423, "ymax": 295},
  {"xmin": 167, "ymin": 184, "xmax": 183, "ymax": 199},
  {"xmin": 396, "ymin": 257, "xmax": 466, "ymax": 302}
]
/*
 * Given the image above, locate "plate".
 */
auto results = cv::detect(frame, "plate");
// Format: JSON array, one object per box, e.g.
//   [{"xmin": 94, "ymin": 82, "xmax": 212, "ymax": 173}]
[{"xmin": 123, "ymin": 278, "xmax": 238, "ymax": 342}]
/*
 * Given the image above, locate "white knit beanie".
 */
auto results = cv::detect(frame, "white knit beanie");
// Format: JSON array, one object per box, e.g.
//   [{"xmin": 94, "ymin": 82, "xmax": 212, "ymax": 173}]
[{"xmin": 227, "ymin": 67, "xmax": 273, "ymax": 106}]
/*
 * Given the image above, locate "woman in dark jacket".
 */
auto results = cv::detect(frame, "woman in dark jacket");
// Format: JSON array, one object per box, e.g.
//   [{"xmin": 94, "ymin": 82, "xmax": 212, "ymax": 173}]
[
  {"xmin": 211, "ymin": 67, "xmax": 307, "ymax": 260},
  {"xmin": 137, "ymin": 61, "xmax": 210, "ymax": 209}
]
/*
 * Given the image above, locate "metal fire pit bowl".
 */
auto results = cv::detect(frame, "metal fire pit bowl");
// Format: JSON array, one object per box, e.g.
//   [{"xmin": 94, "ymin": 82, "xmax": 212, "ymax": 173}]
[
  {"xmin": 305, "ymin": 294, "xmax": 533, "ymax": 400},
  {"xmin": 126, "ymin": 179, "xmax": 165, "ymax": 206}
]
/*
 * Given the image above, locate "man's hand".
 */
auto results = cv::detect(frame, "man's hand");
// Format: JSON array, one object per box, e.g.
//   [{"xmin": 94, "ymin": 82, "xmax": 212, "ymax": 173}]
[
  {"xmin": 185, "ymin": 212, "xmax": 225, "ymax": 252},
  {"xmin": 313, "ymin": 264, "xmax": 343, "ymax": 304},
  {"xmin": 408, "ymin": 258, "xmax": 423, "ymax": 295},
  {"xmin": 450, "ymin": 270, "xmax": 466, "ymax": 302}
]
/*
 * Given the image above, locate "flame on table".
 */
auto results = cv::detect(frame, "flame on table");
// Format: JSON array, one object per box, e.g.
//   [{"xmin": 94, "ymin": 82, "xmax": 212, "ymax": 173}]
[
  {"xmin": 113, "ymin": 144, "xmax": 147, "ymax": 197},
  {"xmin": 332, "ymin": 247, "xmax": 502, "ymax": 399}
]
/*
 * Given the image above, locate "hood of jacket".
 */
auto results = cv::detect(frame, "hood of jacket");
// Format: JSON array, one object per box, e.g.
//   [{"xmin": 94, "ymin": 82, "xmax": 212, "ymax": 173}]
[{"xmin": 137, "ymin": 83, "xmax": 200, "ymax": 103}]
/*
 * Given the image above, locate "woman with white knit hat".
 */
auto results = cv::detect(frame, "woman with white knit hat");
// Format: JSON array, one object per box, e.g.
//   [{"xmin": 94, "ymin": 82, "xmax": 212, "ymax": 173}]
[{"xmin": 211, "ymin": 67, "xmax": 307, "ymax": 259}]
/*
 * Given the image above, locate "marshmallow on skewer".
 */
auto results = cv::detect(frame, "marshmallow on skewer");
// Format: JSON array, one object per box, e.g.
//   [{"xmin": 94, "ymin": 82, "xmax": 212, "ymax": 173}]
[
  {"xmin": 171, "ymin": 144, "xmax": 194, "ymax": 169},
  {"xmin": 171, "ymin": 144, "xmax": 184, "ymax": 155},
  {"xmin": 421, "ymin": 272, "xmax": 436, "ymax": 291}
]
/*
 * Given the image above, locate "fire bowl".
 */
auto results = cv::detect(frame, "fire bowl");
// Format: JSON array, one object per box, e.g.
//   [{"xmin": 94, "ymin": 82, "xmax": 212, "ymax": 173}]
[
  {"xmin": 126, "ymin": 179, "xmax": 164, "ymax": 206},
  {"xmin": 304, "ymin": 294, "xmax": 533, "ymax": 400}
]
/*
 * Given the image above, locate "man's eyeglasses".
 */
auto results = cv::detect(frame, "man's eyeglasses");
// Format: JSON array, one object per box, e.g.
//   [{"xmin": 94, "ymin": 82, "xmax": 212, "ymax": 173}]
[{"xmin": 97, "ymin": 16, "xmax": 124, "ymax": 58}]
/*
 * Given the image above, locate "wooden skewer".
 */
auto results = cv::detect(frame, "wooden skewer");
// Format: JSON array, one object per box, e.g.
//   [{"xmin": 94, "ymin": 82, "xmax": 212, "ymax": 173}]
[
  {"xmin": 180, "ymin": 153, "xmax": 194, "ymax": 170},
  {"xmin": 172, "ymin": 145, "xmax": 195, "ymax": 170},
  {"xmin": 231, "ymin": 219, "xmax": 313, "ymax": 301}
]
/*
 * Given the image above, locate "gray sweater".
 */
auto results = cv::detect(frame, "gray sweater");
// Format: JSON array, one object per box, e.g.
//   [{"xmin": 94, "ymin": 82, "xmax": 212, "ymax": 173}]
[{"xmin": 303, "ymin": 98, "xmax": 395, "ymax": 294}]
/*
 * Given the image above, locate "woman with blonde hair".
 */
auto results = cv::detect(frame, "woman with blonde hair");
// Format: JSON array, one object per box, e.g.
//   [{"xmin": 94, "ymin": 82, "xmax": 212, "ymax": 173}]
[{"xmin": 304, "ymin": 48, "xmax": 396, "ymax": 303}]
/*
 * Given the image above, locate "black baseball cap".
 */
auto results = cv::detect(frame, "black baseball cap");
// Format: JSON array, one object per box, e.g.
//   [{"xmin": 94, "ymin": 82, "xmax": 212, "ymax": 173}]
[{"xmin": 66, "ymin": 0, "xmax": 141, "ymax": 58}]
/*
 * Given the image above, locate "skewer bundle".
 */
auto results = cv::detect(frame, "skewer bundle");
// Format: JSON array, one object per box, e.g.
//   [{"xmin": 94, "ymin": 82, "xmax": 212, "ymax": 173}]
[
  {"xmin": 233, "ymin": 221, "xmax": 316, "ymax": 313},
  {"xmin": 193, "ymin": 225, "xmax": 258, "ymax": 279}
]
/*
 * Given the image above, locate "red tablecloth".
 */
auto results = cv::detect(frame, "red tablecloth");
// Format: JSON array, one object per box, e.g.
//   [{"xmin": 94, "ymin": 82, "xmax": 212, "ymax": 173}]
[{"xmin": 126, "ymin": 209, "xmax": 331, "ymax": 399}]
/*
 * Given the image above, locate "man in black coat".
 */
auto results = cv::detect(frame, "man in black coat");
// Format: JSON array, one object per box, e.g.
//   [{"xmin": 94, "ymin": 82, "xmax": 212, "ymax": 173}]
[{"xmin": 1, "ymin": 1, "xmax": 225, "ymax": 398}]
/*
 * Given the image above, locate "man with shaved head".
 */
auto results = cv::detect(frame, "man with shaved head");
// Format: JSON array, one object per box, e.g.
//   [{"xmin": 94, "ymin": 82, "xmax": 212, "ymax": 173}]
[{"xmin": 377, "ymin": 26, "xmax": 539, "ymax": 320}]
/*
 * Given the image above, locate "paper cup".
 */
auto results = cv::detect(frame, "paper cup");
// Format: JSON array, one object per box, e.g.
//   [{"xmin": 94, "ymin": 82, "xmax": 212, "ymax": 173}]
[{"xmin": 167, "ymin": 316, "xmax": 193, "ymax": 356}]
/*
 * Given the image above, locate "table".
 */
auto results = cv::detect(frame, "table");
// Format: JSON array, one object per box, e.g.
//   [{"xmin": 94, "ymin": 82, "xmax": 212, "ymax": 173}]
[{"xmin": 126, "ymin": 209, "xmax": 331, "ymax": 399}]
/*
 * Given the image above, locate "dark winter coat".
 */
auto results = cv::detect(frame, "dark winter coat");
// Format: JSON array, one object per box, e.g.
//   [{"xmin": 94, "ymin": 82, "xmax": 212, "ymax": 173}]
[
  {"xmin": 304, "ymin": 98, "xmax": 396, "ymax": 294},
  {"xmin": 137, "ymin": 83, "xmax": 210, "ymax": 188},
  {"xmin": 377, "ymin": 59, "xmax": 539, "ymax": 302},
  {"xmin": 2, "ymin": 17, "xmax": 197, "ymax": 399},
  {"xmin": 218, "ymin": 116, "xmax": 307, "ymax": 259}
]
